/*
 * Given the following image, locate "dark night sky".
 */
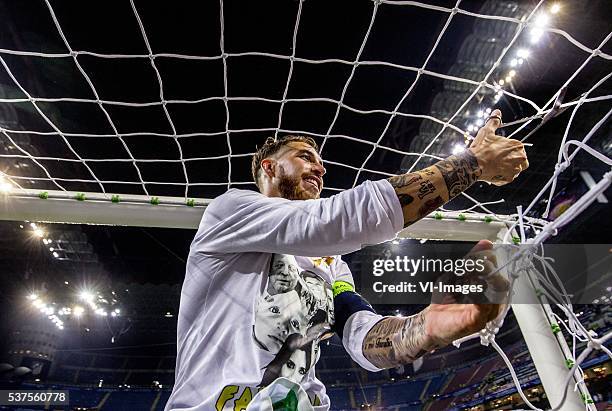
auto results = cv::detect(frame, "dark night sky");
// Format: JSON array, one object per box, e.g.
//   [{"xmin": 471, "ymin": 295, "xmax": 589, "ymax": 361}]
[{"xmin": 0, "ymin": 0, "xmax": 610, "ymax": 351}]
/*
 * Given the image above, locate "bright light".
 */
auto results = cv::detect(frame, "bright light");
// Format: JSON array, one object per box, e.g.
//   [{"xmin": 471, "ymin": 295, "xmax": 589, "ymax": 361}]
[
  {"xmin": 27, "ymin": 293, "xmax": 38, "ymax": 301},
  {"xmin": 509, "ymin": 70, "xmax": 516, "ymax": 77},
  {"xmin": 550, "ymin": 3, "xmax": 561, "ymax": 14},
  {"xmin": 30, "ymin": 222, "xmax": 37, "ymax": 229},
  {"xmin": 34, "ymin": 228, "xmax": 45, "ymax": 238},
  {"xmin": 452, "ymin": 144, "xmax": 465, "ymax": 155},
  {"xmin": 476, "ymin": 118, "xmax": 484, "ymax": 126},
  {"xmin": 499, "ymin": 79, "xmax": 505, "ymax": 86},
  {"xmin": 477, "ymin": 110, "xmax": 484, "ymax": 118},
  {"xmin": 111, "ymin": 311, "xmax": 117, "ymax": 317},
  {"xmin": 49, "ymin": 247, "xmax": 54, "ymax": 251},
  {"xmin": 467, "ymin": 125, "xmax": 476, "ymax": 132},
  {"xmin": 392, "ymin": 240, "xmax": 400, "ymax": 245},
  {"xmin": 114, "ymin": 308, "xmax": 120, "ymax": 314},
  {"xmin": 79, "ymin": 291, "xmax": 94, "ymax": 302},
  {"xmin": 42, "ymin": 239, "xmax": 48, "ymax": 245},
  {"xmin": 517, "ymin": 49, "xmax": 530, "ymax": 59},
  {"xmin": 505, "ymin": 76, "xmax": 512, "ymax": 83},
  {"xmin": 73, "ymin": 306, "xmax": 85, "ymax": 317},
  {"xmin": 52, "ymin": 252, "xmax": 59, "ymax": 258},
  {"xmin": 530, "ymin": 28, "xmax": 544, "ymax": 43},
  {"xmin": 518, "ymin": 58, "xmax": 524, "ymax": 65},
  {"xmin": 534, "ymin": 13, "xmax": 549, "ymax": 27},
  {"xmin": 32, "ymin": 299, "xmax": 43, "ymax": 308},
  {"xmin": 485, "ymin": 107, "xmax": 492, "ymax": 114},
  {"xmin": 510, "ymin": 58, "xmax": 518, "ymax": 67},
  {"xmin": 0, "ymin": 181, "xmax": 12, "ymax": 192}
]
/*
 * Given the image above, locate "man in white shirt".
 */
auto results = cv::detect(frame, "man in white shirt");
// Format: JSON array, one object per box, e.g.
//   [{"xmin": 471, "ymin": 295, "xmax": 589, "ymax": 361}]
[{"xmin": 166, "ymin": 110, "xmax": 528, "ymax": 410}]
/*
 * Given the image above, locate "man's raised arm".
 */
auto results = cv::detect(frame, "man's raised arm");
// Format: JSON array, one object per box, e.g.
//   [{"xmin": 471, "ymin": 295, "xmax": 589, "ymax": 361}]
[
  {"xmin": 388, "ymin": 109, "xmax": 528, "ymax": 228},
  {"xmin": 343, "ymin": 111, "xmax": 527, "ymax": 371}
]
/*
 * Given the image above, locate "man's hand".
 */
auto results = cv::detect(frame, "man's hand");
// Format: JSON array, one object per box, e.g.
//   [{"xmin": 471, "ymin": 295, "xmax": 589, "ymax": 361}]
[
  {"xmin": 362, "ymin": 240, "xmax": 509, "ymax": 370},
  {"xmin": 388, "ymin": 109, "xmax": 529, "ymax": 228},
  {"xmin": 469, "ymin": 109, "xmax": 529, "ymax": 186},
  {"xmin": 424, "ymin": 240, "xmax": 508, "ymax": 347}
]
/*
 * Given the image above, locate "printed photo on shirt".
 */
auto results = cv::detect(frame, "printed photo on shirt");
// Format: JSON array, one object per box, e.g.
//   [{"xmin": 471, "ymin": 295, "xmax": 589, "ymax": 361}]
[{"xmin": 253, "ymin": 254, "xmax": 334, "ymax": 385}]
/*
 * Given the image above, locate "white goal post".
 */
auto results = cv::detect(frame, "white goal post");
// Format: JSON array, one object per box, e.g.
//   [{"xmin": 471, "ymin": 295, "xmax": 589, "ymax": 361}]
[{"xmin": 0, "ymin": 187, "xmax": 512, "ymax": 241}]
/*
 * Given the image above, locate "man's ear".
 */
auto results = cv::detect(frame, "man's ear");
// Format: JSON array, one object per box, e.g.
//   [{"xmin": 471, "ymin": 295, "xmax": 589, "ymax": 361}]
[{"xmin": 261, "ymin": 158, "xmax": 275, "ymax": 178}]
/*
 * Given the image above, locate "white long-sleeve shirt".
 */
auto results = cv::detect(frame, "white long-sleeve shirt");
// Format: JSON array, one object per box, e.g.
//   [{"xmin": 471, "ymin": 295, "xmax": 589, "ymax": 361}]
[{"xmin": 165, "ymin": 180, "xmax": 403, "ymax": 411}]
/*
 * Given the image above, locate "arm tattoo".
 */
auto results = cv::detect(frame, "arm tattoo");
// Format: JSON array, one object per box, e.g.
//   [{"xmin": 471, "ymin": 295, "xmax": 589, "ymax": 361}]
[
  {"xmin": 433, "ymin": 150, "xmax": 481, "ymax": 199},
  {"xmin": 387, "ymin": 151, "xmax": 480, "ymax": 228},
  {"xmin": 362, "ymin": 310, "xmax": 439, "ymax": 369},
  {"xmin": 388, "ymin": 173, "xmax": 422, "ymax": 189}
]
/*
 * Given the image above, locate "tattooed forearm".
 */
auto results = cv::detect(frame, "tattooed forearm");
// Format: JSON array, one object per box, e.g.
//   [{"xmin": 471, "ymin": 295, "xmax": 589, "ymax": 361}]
[
  {"xmin": 362, "ymin": 310, "xmax": 439, "ymax": 369},
  {"xmin": 388, "ymin": 169, "xmax": 446, "ymax": 228},
  {"xmin": 388, "ymin": 150, "xmax": 482, "ymax": 228},
  {"xmin": 433, "ymin": 150, "xmax": 481, "ymax": 199}
]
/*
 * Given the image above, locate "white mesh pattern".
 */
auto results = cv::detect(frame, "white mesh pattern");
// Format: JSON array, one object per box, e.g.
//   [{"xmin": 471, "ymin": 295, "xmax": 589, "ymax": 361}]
[{"xmin": 0, "ymin": 2, "xmax": 611, "ymax": 409}]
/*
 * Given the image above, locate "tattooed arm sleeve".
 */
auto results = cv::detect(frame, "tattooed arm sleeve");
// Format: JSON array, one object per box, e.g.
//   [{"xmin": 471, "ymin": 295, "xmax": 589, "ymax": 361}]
[
  {"xmin": 388, "ymin": 150, "xmax": 481, "ymax": 228},
  {"xmin": 362, "ymin": 308, "xmax": 440, "ymax": 369}
]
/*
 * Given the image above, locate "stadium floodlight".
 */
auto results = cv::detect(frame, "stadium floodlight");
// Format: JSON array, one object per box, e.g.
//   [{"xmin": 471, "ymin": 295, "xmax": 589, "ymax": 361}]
[
  {"xmin": 531, "ymin": 28, "xmax": 544, "ymax": 43},
  {"xmin": 550, "ymin": 3, "xmax": 561, "ymax": 14},
  {"xmin": 517, "ymin": 49, "xmax": 530, "ymax": 59},
  {"xmin": 27, "ymin": 293, "xmax": 38, "ymax": 301},
  {"xmin": 535, "ymin": 13, "xmax": 549, "ymax": 27},
  {"xmin": 33, "ymin": 228, "xmax": 44, "ymax": 238},
  {"xmin": 79, "ymin": 291, "xmax": 95, "ymax": 303},
  {"xmin": 52, "ymin": 252, "xmax": 59, "ymax": 258},
  {"xmin": 73, "ymin": 306, "xmax": 84, "ymax": 317}
]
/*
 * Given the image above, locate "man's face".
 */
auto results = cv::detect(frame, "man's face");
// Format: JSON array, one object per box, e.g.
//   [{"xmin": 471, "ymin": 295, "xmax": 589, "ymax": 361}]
[
  {"xmin": 271, "ymin": 142, "xmax": 326, "ymax": 200},
  {"xmin": 269, "ymin": 254, "xmax": 299, "ymax": 294}
]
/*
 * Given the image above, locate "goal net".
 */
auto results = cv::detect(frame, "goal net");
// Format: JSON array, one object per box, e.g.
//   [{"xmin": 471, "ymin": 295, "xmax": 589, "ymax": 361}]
[{"xmin": 1, "ymin": 0, "xmax": 610, "ymax": 409}]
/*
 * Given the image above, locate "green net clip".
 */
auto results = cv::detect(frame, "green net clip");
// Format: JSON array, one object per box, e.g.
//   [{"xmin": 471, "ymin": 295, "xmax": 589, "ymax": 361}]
[
  {"xmin": 580, "ymin": 394, "xmax": 594, "ymax": 404},
  {"xmin": 483, "ymin": 215, "xmax": 493, "ymax": 223},
  {"xmin": 186, "ymin": 199, "xmax": 195, "ymax": 207},
  {"xmin": 512, "ymin": 236, "xmax": 521, "ymax": 245},
  {"xmin": 38, "ymin": 191, "xmax": 49, "ymax": 200},
  {"xmin": 150, "ymin": 197, "xmax": 160, "ymax": 205},
  {"xmin": 458, "ymin": 214, "xmax": 466, "ymax": 221},
  {"xmin": 565, "ymin": 358, "xmax": 574, "ymax": 369},
  {"xmin": 111, "ymin": 195, "xmax": 121, "ymax": 203},
  {"xmin": 75, "ymin": 193, "xmax": 86, "ymax": 201},
  {"xmin": 434, "ymin": 212, "xmax": 443, "ymax": 220},
  {"xmin": 551, "ymin": 323, "xmax": 561, "ymax": 334}
]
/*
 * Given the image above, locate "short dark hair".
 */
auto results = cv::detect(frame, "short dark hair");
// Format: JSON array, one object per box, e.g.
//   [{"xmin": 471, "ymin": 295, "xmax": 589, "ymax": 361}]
[{"xmin": 251, "ymin": 135, "xmax": 318, "ymax": 189}]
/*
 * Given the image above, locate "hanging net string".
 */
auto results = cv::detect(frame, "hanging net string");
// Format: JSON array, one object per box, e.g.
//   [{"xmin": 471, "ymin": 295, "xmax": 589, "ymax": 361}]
[{"xmin": 452, "ymin": 138, "xmax": 612, "ymax": 410}]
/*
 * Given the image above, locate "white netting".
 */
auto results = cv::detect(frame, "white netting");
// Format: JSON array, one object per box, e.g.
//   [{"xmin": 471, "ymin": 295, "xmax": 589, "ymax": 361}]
[{"xmin": 0, "ymin": 0, "xmax": 611, "ymax": 409}]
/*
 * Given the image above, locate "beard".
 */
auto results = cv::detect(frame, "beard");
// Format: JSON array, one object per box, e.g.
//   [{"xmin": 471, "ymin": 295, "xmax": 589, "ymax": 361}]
[{"xmin": 277, "ymin": 165, "xmax": 319, "ymax": 200}]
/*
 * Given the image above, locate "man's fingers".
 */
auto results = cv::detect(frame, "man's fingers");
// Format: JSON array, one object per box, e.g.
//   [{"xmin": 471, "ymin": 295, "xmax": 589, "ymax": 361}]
[
  {"xmin": 472, "ymin": 109, "xmax": 503, "ymax": 146},
  {"xmin": 485, "ymin": 109, "xmax": 502, "ymax": 132},
  {"xmin": 520, "ymin": 154, "xmax": 529, "ymax": 171}
]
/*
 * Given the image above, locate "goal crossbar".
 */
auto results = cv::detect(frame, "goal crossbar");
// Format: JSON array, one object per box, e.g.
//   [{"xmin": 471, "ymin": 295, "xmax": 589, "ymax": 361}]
[{"xmin": 0, "ymin": 188, "xmax": 509, "ymax": 241}]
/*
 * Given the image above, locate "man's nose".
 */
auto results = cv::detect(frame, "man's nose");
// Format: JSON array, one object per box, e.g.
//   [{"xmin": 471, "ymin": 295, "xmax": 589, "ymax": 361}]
[{"xmin": 311, "ymin": 162, "xmax": 326, "ymax": 177}]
